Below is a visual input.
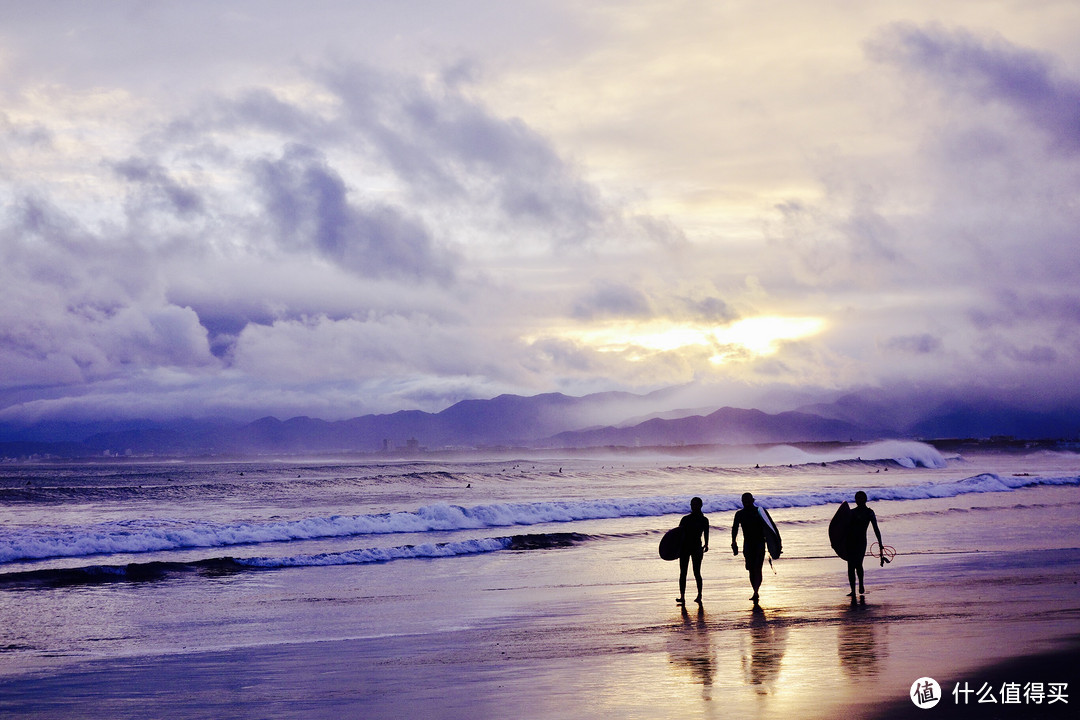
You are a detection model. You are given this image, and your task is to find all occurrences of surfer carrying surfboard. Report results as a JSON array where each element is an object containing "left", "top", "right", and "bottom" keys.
[
  {"left": 844, "top": 491, "right": 884, "bottom": 600},
  {"left": 676, "top": 497, "right": 710, "bottom": 606},
  {"left": 731, "top": 492, "right": 781, "bottom": 605}
]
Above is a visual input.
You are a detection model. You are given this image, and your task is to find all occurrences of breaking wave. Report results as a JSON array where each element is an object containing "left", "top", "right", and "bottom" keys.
[
  {"left": 1, "top": 471, "right": 1076, "bottom": 564},
  {"left": 0, "top": 532, "right": 590, "bottom": 588}
]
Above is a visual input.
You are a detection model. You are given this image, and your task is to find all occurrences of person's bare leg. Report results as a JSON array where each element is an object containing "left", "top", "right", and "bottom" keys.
[
  {"left": 678, "top": 555, "right": 689, "bottom": 604},
  {"left": 692, "top": 554, "right": 703, "bottom": 603}
]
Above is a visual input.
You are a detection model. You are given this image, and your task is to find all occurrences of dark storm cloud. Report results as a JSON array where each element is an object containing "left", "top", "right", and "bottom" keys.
[
  {"left": 322, "top": 63, "right": 607, "bottom": 246},
  {"left": 164, "top": 87, "right": 338, "bottom": 145},
  {"left": 571, "top": 282, "right": 653, "bottom": 320},
  {"left": 0, "top": 112, "right": 53, "bottom": 149},
  {"left": 682, "top": 296, "right": 738, "bottom": 324},
  {"left": 882, "top": 334, "right": 943, "bottom": 355},
  {"left": 868, "top": 23, "right": 1080, "bottom": 154},
  {"left": 968, "top": 291, "right": 1080, "bottom": 331},
  {"left": 250, "top": 144, "right": 454, "bottom": 281},
  {"left": 2, "top": 50, "right": 655, "bottom": 421},
  {"left": 113, "top": 157, "right": 204, "bottom": 217},
  {"left": 163, "top": 60, "right": 626, "bottom": 253},
  {"left": 0, "top": 196, "right": 215, "bottom": 388}
]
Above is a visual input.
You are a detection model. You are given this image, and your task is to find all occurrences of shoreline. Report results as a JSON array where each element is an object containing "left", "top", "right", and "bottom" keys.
[{"left": 1, "top": 610, "right": 1077, "bottom": 719}]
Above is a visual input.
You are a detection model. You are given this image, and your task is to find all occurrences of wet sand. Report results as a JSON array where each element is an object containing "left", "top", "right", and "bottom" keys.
[{"left": 2, "top": 487, "right": 1078, "bottom": 719}]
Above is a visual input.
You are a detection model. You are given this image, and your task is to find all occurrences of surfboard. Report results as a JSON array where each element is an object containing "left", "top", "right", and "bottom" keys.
[
  {"left": 658, "top": 527, "right": 683, "bottom": 561},
  {"left": 757, "top": 506, "right": 782, "bottom": 559},
  {"left": 829, "top": 501, "right": 852, "bottom": 560}
]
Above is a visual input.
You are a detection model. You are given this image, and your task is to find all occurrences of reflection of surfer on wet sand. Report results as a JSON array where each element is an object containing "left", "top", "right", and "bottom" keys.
[
  {"left": 830, "top": 491, "right": 886, "bottom": 602},
  {"left": 673, "top": 603, "right": 716, "bottom": 694},
  {"left": 743, "top": 605, "right": 788, "bottom": 692}
]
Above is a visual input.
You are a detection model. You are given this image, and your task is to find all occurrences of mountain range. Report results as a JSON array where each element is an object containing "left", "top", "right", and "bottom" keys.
[{"left": 2, "top": 386, "right": 1080, "bottom": 459}]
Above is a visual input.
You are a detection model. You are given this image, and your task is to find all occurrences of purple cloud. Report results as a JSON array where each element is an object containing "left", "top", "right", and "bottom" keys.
[
  {"left": 251, "top": 144, "right": 454, "bottom": 281},
  {"left": 868, "top": 23, "right": 1080, "bottom": 153}
]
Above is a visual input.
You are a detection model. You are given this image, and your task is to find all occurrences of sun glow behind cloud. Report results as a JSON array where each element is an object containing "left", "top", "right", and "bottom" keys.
[{"left": 530, "top": 316, "right": 826, "bottom": 364}]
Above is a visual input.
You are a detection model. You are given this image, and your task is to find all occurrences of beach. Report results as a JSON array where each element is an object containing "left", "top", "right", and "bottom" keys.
[{"left": 1, "top": 444, "right": 1078, "bottom": 718}]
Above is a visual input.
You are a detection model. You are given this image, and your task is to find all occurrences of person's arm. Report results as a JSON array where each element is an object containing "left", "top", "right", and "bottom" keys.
[
  {"left": 703, "top": 520, "right": 709, "bottom": 553},
  {"left": 731, "top": 513, "right": 739, "bottom": 555},
  {"left": 870, "top": 510, "right": 884, "bottom": 565}
]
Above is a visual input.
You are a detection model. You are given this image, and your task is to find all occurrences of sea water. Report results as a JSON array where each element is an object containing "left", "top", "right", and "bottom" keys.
[{"left": 1, "top": 440, "right": 1079, "bottom": 684}]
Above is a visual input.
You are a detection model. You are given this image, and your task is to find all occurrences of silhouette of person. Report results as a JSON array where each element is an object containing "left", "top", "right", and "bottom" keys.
[
  {"left": 677, "top": 497, "right": 709, "bottom": 605},
  {"left": 732, "top": 492, "right": 767, "bottom": 604},
  {"left": 845, "top": 491, "right": 884, "bottom": 600}
]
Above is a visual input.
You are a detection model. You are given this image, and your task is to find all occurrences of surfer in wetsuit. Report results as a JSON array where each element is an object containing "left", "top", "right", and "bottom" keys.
[
  {"left": 845, "top": 491, "right": 884, "bottom": 600},
  {"left": 677, "top": 497, "right": 709, "bottom": 606},
  {"left": 732, "top": 492, "right": 767, "bottom": 604}
]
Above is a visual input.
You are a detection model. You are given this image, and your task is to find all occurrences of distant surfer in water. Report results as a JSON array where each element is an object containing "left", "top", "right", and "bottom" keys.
[
  {"left": 677, "top": 497, "right": 709, "bottom": 606},
  {"left": 732, "top": 492, "right": 767, "bottom": 604},
  {"left": 845, "top": 491, "right": 884, "bottom": 600}
]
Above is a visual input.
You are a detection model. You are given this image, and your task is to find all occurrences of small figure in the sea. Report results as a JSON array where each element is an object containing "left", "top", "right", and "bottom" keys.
[
  {"left": 845, "top": 491, "right": 884, "bottom": 601},
  {"left": 677, "top": 496, "right": 709, "bottom": 606},
  {"left": 732, "top": 492, "right": 767, "bottom": 605}
]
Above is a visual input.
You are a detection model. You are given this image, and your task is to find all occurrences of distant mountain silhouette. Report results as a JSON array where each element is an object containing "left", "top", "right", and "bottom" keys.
[{"left": 2, "top": 385, "right": 1079, "bottom": 458}]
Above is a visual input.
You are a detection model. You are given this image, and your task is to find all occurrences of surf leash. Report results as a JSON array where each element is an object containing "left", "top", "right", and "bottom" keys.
[{"left": 868, "top": 542, "right": 896, "bottom": 564}]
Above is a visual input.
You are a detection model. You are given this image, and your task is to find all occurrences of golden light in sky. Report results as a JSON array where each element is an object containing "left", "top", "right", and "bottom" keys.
[{"left": 531, "top": 316, "right": 826, "bottom": 364}]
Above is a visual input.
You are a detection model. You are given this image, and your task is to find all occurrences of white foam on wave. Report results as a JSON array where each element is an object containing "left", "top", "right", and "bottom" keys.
[
  {"left": 855, "top": 440, "right": 949, "bottom": 468},
  {"left": 236, "top": 537, "right": 514, "bottom": 568},
  {"left": 2, "top": 469, "right": 1076, "bottom": 564},
  {"left": 756, "top": 440, "right": 947, "bottom": 468}
]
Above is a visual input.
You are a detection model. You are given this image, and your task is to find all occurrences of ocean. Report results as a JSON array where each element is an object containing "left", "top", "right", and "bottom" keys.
[{"left": 2, "top": 440, "right": 1079, "bottom": 718}]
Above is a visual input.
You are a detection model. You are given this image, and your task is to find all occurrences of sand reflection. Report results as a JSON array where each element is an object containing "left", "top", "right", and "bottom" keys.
[
  {"left": 837, "top": 602, "right": 886, "bottom": 678},
  {"left": 741, "top": 605, "right": 788, "bottom": 693},
  {"left": 669, "top": 604, "right": 716, "bottom": 698}
]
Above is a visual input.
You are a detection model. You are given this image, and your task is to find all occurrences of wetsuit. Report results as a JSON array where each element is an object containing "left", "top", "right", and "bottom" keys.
[
  {"left": 732, "top": 507, "right": 766, "bottom": 572},
  {"left": 845, "top": 505, "right": 878, "bottom": 560},
  {"left": 678, "top": 510, "right": 709, "bottom": 601},
  {"left": 844, "top": 502, "right": 882, "bottom": 597},
  {"left": 679, "top": 511, "right": 709, "bottom": 558}
]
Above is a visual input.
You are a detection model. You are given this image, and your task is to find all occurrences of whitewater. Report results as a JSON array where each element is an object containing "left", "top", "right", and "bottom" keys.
[{"left": 2, "top": 440, "right": 1079, "bottom": 576}]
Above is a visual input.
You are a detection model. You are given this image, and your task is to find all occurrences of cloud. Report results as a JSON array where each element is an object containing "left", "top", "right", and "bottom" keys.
[
  {"left": 867, "top": 23, "right": 1080, "bottom": 154},
  {"left": 571, "top": 282, "right": 653, "bottom": 320},
  {"left": 882, "top": 334, "right": 943, "bottom": 355},
  {"left": 113, "top": 157, "right": 205, "bottom": 217},
  {"left": 754, "top": 22, "right": 1080, "bottom": 402},
  {"left": 320, "top": 62, "right": 615, "bottom": 248},
  {"left": 251, "top": 144, "right": 455, "bottom": 281},
  {"left": 4, "top": 9, "right": 1080, "bottom": 425}
]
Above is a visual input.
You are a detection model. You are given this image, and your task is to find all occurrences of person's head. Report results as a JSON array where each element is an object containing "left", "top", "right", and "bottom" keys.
[
  {"left": 855, "top": 491, "right": 868, "bottom": 507},
  {"left": 741, "top": 492, "right": 755, "bottom": 508},
  {"left": 690, "top": 496, "right": 703, "bottom": 512}
]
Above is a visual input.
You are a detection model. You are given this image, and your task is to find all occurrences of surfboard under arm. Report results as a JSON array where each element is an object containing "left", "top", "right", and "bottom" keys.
[{"left": 757, "top": 506, "right": 782, "bottom": 559}]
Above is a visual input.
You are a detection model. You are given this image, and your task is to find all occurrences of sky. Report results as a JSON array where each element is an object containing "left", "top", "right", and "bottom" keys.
[{"left": 2, "top": 0, "right": 1080, "bottom": 424}]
